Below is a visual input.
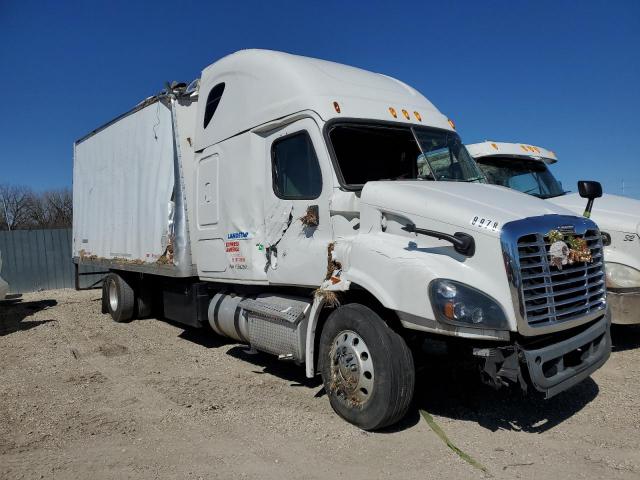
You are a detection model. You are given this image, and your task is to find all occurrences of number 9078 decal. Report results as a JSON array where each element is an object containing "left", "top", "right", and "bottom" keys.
[{"left": 470, "top": 216, "right": 500, "bottom": 232}]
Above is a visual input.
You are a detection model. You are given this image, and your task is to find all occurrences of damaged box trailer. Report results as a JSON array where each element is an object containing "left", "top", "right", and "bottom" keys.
[{"left": 74, "top": 49, "right": 611, "bottom": 430}]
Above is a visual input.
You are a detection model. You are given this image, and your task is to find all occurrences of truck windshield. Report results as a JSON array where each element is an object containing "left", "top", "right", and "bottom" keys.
[
  {"left": 327, "top": 123, "right": 485, "bottom": 188},
  {"left": 476, "top": 157, "right": 565, "bottom": 199}
]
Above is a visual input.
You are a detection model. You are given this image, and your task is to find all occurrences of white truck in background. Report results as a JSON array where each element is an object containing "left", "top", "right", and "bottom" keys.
[
  {"left": 74, "top": 50, "right": 611, "bottom": 430},
  {"left": 468, "top": 141, "right": 640, "bottom": 325}
]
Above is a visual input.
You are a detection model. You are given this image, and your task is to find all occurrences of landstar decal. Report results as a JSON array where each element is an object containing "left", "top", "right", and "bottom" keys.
[{"left": 227, "top": 231, "right": 251, "bottom": 240}]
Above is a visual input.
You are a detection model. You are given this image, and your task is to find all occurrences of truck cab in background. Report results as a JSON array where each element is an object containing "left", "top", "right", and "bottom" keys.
[
  {"left": 468, "top": 141, "right": 640, "bottom": 325},
  {"left": 74, "top": 51, "right": 611, "bottom": 430}
]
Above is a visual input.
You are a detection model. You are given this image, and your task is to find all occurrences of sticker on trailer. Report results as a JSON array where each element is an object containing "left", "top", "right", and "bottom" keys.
[{"left": 470, "top": 216, "right": 500, "bottom": 232}]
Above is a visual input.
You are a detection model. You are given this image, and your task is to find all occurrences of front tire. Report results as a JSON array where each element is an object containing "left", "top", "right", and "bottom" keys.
[
  {"left": 104, "top": 273, "right": 135, "bottom": 323},
  {"left": 319, "top": 304, "right": 415, "bottom": 430}
]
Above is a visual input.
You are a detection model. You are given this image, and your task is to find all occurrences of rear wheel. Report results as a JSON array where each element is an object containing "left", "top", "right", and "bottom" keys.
[
  {"left": 319, "top": 304, "right": 415, "bottom": 430},
  {"left": 104, "top": 273, "right": 135, "bottom": 323}
]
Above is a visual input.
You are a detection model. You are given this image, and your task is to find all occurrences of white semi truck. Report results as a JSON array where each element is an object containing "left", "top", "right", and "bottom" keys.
[
  {"left": 468, "top": 141, "right": 640, "bottom": 325},
  {"left": 74, "top": 50, "right": 611, "bottom": 430}
]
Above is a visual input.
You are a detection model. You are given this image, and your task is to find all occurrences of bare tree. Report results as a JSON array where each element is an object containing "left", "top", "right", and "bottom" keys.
[
  {"left": 0, "top": 184, "right": 34, "bottom": 230},
  {"left": 26, "top": 193, "right": 49, "bottom": 228},
  {"left": 43, "top": 188, "right": 73, "bottom": 228},
  {"left": 0, "top": 185, "right": 72, "bottom": 230}
]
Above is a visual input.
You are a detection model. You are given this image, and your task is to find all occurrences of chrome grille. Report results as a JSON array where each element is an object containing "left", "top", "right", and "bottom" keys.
[{"left": 516, "top": 229, "right": 606, "bottom": 328}]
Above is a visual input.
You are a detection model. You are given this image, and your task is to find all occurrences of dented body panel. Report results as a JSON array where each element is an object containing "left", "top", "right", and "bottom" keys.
[{"left": 331, "top": 181, "right": 584, "bottom": 337}]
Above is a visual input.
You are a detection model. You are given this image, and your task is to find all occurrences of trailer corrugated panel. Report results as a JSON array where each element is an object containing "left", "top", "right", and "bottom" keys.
[{"left": 73, "top": 100, "right": 175, "bottom": 264}]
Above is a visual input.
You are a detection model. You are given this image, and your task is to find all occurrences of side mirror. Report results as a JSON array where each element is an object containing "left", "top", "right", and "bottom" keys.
[
  {"left": 578, "top": 180, "right": 602, "bottom": 199},
  {"left": 577, "top": 180, "right": 602, "bottom": 218}
]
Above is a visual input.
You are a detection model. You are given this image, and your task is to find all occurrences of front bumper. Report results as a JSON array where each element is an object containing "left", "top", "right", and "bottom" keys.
[
  {"left": 476, "top": 312, "right": 611, "bottom": 398},
  {"left": 520, "top": 313, "right": 611, "bottom": 398},
  {"left": 607, "top": 289, "right": 640, "bottom": 325}
]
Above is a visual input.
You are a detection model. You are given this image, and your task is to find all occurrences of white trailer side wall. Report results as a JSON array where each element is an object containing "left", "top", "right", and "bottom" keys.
[{"left": 73, "top": 101, "right": 175, "bottom": 262}]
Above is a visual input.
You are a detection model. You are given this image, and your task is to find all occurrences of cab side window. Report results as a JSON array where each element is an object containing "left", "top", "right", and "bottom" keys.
[
  {"left": 203, "top": 83, "right": 225, "bottom": 129},
  {"left": 271, "top": 131, "right": 322, "bottom": 199}
]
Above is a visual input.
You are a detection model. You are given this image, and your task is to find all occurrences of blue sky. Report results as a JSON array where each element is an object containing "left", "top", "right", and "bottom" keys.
[{"left": 1, "top": 0, "right": 639, "bottom": 198}]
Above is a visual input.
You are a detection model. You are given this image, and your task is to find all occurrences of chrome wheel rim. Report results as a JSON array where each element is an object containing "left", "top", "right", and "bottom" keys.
[
  {"left": 108, "top": 279, "right": 118, "bottom": 312},
  {"left": 329, "top": 330, "right": 374, "bottom": 406}
]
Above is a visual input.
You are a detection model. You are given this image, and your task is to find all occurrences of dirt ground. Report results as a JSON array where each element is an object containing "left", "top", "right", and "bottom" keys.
[{"left": 1, "top": 289, "right": 639, "bottom": 480}]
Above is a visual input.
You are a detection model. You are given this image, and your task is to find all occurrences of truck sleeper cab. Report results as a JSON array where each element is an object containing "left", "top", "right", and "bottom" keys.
[
  {"left": 74, "top": 50, "right": 610, "bottom": 430},
  {"left": 468, "top": 141, "right": 640, "bottom": 325}
]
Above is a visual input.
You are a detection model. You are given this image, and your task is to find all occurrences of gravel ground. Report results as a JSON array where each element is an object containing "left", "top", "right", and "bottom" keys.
[{"left": 1, "top": 289, "right": 639, "bottom": 479}]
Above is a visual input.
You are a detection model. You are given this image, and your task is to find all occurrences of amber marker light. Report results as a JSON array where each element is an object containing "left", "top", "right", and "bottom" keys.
[
  {"left": 448, "top": 118, "right": 456, "bottom": 129},
  {"left": 401, "top": 109, "right": 410, "bottom": 120},
  {"left": 388, "top": 107, "right": 397, "bottom": 118},
  {"left": 333, "top": 101, "right": 341, "bottom": 113},
  {"left": 491, "top": 143, "right": 499, "bottom": 150},
  {"left": 443, "top": 302, "right": 455, "bottom": 320},
  {"left": 520, "top": 145, "right": 528, "bottom": 152},
  {"left": 413, "top": 111, "right": 422, "bottom": 122}
]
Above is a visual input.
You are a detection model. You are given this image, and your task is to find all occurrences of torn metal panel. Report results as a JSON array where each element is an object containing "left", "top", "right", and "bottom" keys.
[
  {"left": 263, "top": 204, "right": 294, "bottom": 272},
  {"left": 265, "top": 203, "right": 295, "bottom": 247},
  {"left": 168, "top": 96, "right": 194, "bottom": 273}
]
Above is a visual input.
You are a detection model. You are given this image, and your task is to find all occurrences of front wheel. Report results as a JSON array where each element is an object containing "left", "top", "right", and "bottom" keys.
[{"left": 319, "top": 304, "right": 415, "bottom": 430}]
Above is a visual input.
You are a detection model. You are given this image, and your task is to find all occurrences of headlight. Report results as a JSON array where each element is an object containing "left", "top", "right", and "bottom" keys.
[
  {"left": 605, "top": 262, "right": 640, "bottom": 290},
  {"left": 429, "top": 279, "right": 509, "bottom": 329}
]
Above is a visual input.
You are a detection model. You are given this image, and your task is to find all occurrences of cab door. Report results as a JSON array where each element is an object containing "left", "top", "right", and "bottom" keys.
[{"left": 263, "top": 118, "right": 334, "bottom": 286}]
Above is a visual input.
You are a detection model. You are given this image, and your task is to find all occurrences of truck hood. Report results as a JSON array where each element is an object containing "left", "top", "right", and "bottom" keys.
[
  {"left": 361, "top": 181, "right": 578, "bottom": 237},
  {"left": 548, "top": 193, "right": 640, "bottom": 235}
]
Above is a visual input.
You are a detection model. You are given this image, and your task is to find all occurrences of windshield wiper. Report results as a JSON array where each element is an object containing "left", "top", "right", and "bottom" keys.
[
  {"left": 462, "top": 176, "right": 484, "bottom": 183},
  {"left": 380, "top": 173, "right": 412, "bottom": 181},
  {"left": 540, "top": 191, "right": 569, "bottom": 199}
]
